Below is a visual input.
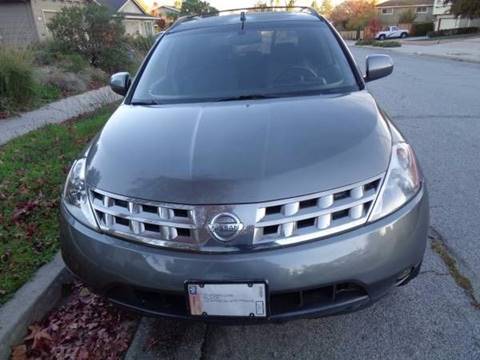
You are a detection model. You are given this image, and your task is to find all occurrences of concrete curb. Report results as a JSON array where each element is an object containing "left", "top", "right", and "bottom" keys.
[
  {"left": 0, "top": 86, "right": 120, "bottom": 357},
  {"left": 0, "top": 86, "right": 121, "bottom": 146},
  {"left": 0, "top": 253, "right": 71, "bottom": 359}
]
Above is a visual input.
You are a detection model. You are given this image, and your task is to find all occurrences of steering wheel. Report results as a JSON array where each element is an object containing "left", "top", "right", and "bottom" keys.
[{"left": 274, "top": 65, "right": 325, "bottom": 85}]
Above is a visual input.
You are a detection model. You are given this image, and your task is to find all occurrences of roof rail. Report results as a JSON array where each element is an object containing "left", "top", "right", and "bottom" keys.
[
  {"left": 167, "top": 6, "right": 323, "bottom": 31},
  {"left": 168, "top": 14, "right": 200, "bottom": 31},
  {"left": 213, "top": 6, "right": 320, "bottom": 17}
]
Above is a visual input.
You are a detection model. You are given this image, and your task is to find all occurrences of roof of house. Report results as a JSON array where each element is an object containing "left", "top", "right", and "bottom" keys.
[
  {"left": 96, "top": 0, "right": 149, "bottom": 14},
  {"left": 153, "top": 5, "right": 180, "bottom": 13},
  {"left": 376, "top": 0, "right": 434, "bottom": 7}
]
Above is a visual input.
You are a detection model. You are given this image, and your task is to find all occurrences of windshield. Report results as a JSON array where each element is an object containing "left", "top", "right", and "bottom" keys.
[{"left": 131, "top": 21, "right": 358, "bottom": 104}]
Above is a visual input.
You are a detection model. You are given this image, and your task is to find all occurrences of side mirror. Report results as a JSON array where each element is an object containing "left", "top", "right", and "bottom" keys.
[
  {"left": 365, "top": 55, "right": 393, "bottom": 82},
  {"left": 110, "top": 72, "right": 131, "bottom": 96}
]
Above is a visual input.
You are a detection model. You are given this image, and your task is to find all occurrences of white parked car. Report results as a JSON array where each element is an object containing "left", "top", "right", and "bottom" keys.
[{"left": 375, "top": 26, "right": 409, "bottom": 40}]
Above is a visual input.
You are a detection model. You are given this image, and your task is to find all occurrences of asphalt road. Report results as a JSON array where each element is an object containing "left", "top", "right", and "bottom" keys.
[{"left": 126, "top": 48, "right": 480, "bottom": 360}]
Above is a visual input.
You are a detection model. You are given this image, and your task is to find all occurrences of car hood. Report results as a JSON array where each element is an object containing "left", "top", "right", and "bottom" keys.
[{"left": 86, "top": 91, "right": 391, "bottom": 204}]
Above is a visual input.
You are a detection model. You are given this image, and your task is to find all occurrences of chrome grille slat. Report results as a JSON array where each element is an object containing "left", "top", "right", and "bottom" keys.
[
  {"left": 88, "top": 174, "right": 383, "bottom": 252},
  {"left": 256, "top": 193, "right": 377, "bottom": 227},
  {"left": 253, "top": 176, "right": 383, "bottom": 245},
  {"left": 91, "top": 204, "right": 196, "bottom": 229}
]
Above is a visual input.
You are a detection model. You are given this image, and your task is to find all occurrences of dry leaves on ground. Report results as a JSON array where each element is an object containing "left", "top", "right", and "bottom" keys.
[{"left": 11, "top": 282, "right": 139, "bottom": 360}]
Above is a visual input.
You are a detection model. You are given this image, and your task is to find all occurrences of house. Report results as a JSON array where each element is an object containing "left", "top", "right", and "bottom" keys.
[
  {"left": 96, "top": 0, "right": 157, "bottom": 36},
  {"left": 150, "top": 2, "right": 181, "bottom": 28},
  {"left": 376, "top": 0, "right": 434, "bottom": 25},
  {"left": 0, "top": 0, "right": 157, "bottom": 46},
  {"left": 432, "top": 0, "right": 480, "bottom": 31}
]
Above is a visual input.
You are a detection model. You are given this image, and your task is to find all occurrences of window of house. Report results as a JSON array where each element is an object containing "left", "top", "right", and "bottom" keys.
[
  {"left": 416, "top": 7, "right": 428, "bottom": 13},
  {"left": 42, "top": 10, "right": 59, "bottom": 35},
  {"left": 381, "top": 8, "right": 393, "bottom": 14},
  {"left": 143, "top": 21, "right": 152, "bottom": 36}
]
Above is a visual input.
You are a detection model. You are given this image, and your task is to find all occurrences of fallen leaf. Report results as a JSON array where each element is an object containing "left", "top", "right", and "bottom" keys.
[
  {"left": 24, "top": 324, "right": 53, "bottom": 351},
  {"left": 79, "top": 287, "right": 90, "bottom": 297},
  {"left": 10, "top": 345, "right": 27, "bottom": 360},
  {"left": 11, "top": 200, "right": 39, "bottom": 224}
]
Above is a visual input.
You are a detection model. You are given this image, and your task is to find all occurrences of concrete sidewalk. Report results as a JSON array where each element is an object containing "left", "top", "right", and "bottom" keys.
[
  {"left": 0, "top": 86, "right": 121, "bottom": 146},
  {"left": 350, "top": 36, "right": 480, "bottom": 63}
]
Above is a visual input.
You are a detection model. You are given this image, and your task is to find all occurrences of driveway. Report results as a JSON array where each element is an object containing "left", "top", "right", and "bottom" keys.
[{"left": 126, "top": 48, "right": 480, "bottom": 360}]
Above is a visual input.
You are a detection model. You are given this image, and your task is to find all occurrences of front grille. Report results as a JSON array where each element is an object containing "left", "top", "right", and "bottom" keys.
[
  {"left": 90, "top": 189, "right": 197, "bottom": 247},
  {"left": 253, "top": 176, "right": 382, "bottom": 245},
  {"left": 88, "top": 174, "right": 383, "bottom": 252}
]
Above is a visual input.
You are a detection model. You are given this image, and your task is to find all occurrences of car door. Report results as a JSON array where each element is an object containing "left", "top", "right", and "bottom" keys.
[{"left": 388, "top": 26, "right": 401, "bottom": 38}]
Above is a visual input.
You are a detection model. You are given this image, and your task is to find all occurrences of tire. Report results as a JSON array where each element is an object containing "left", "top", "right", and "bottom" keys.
[
  {"left": 400, "top": 32, "right": 408, "bottom": 38},
  {"left": 378, "top": 34, "right": 386, "bottom": 40}
]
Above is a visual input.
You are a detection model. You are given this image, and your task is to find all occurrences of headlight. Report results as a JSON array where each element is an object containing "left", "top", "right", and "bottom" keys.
[
  {"left": 63, "top": 158, "right": 98, "bottom": 229},
  {"left": 369, "top": 143, "right": 421, "bottom": 222}
]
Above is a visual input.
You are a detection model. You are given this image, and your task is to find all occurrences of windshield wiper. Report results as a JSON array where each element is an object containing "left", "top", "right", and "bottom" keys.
[
  {"left": 130, "top": 100, "right": 160, "bottom": 105},
  {"left": 214, "top": 94, "right": 278, "bottom": 102}
]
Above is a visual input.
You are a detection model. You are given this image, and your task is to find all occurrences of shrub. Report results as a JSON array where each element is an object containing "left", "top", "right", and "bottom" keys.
[
  {"left": 376, "top": 40, "right": 402, "bottom": 47},
  {"left": 31, "top": 40, "right": 63, "bottom": 66},
  {"left": 32, "top": 41, "right": 90, "bottom": 73},
  {"left": 58, "top": 53, "right": 90, "bottom": 73},
  {"left": 32, "top": 82, "right": 62, "bottom": 104},
  {"left": 427, "top": 26, "right": 479, "bottom": 38},
  {"left": 0, "top": 48, "right": 36, "bottom": 113},
  {"left": 356, "top": 39, "right": 401, "bottom": 47},
  {"left": 365, "top": 17, "right": 382, "bottom": 40},
  {"left": 47, "top": 4, "right": 132, "bottom": 72},
  {"left": 411, "top": 22, "right": 434, "bottom": 36},
  {"left": 355, "top": 39, "right": 375, "bottom": 46}
]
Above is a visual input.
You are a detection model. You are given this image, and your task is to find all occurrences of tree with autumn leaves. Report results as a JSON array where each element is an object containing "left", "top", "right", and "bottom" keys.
[
  {"left": 311, "top": 0, "right": 333, "bottom": 17},
  {"left": 329, "top": 0, "right": 377, "bottom": 31}
]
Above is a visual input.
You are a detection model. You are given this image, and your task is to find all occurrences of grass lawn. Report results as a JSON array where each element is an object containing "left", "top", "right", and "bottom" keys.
[{"left": 0, "top": 105, "right": 116, "bottom": 304}]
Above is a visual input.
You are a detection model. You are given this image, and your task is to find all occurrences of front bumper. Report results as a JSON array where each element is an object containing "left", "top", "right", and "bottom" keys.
[{"left": 60, "top": 187, "right": 429, "bottom": 323}]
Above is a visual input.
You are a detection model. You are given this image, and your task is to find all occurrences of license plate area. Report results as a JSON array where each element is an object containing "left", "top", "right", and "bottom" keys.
[{"left": 186, "top": 281, "right": 268, "bottom": 318}]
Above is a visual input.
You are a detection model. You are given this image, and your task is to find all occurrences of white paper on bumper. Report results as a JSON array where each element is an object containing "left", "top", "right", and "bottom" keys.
[{"left": 188, "top": 283, "right": 267, "bottom": 317}]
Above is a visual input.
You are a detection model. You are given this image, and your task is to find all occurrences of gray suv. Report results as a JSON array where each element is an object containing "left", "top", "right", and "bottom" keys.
[{"left": 60, "top": 8, "right": 429, "bottom": 322}]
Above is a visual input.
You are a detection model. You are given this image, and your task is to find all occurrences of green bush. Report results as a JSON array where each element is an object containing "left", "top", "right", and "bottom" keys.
[
  {"left": 31, "top": 40, "right": 62, "bottom": 66},
  {"left": 47, "top": 4, "right": 132, "bottom": 73},
  {"left": 58, "top": 53, "right": 90, "bottom": 73},
  {"left": 355, "top": 39, "right": 375, "bottom": 46},
  {"left": 32, "top": 82, "right": 62, "bottom": 104},
  {"left": 376, "top": 40, "right": 402, "bottom": 47},
  {"left": 411, "top": 22, "right": 434, "bottom": 36},
  {"left": 428, "top": 26, "right": 479, "bottom": 38},
  {"left": 0, "top": 48, "right": 36, "bottom": 113},
  {"left": 356, "top": 39, "right": 401, "bottom": 47},
  {"left": 32, "top": 41, "right": 89, "bottom": 73},
  {"left": 427, "top": 26, "right": 479, "bottom": 38}
]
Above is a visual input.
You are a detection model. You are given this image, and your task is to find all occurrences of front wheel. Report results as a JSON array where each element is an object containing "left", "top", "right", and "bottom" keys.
[
  {"left": 378, "top": 34, "right": 386, "bottom": 40},
  {"left": 400, "top": 32, "right": 408, "bottom": 38}
]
